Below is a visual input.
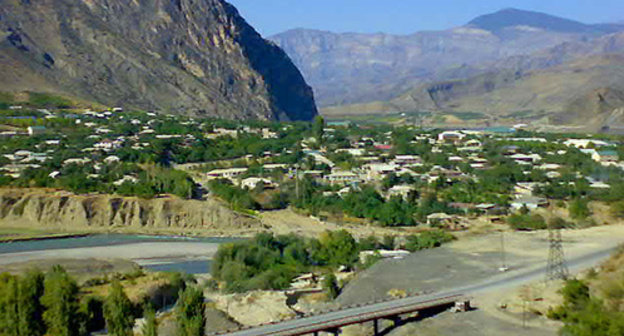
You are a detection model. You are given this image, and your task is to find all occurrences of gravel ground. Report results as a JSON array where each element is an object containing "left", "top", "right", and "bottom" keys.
[{"left": 337, "top": 224, "right": 624, "bottom": 336}]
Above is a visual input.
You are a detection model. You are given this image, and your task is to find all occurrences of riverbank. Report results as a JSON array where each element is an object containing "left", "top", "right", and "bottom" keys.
[{"left": 0, "top": 228, "right": 91, "bottom": 242}]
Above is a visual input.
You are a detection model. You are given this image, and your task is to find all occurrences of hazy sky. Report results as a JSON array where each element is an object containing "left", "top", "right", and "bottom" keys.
[{"left": 227, "top": 0, "right": 624, "bottom": 37}]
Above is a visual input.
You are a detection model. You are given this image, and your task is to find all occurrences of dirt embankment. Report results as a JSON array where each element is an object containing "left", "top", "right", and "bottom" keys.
[{"left": 0, "top": 188, "right": 261, "bottom": 236}]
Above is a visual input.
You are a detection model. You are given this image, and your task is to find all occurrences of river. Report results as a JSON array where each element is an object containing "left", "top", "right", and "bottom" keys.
[{"left": 0, "top": 234, "right": 240, "bottom": 274}]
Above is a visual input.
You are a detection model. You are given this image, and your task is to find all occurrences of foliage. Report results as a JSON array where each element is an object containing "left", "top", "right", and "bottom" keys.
[
  {"left": 549, "top": 279, "right": 624, "bottom": 336},
  {"left": 103, "top": 280, "right": 135, "bottom": 336},
  {"left": 312, "top": 115, "right": 325, "bottom": 146},
  {"left": 212, "top": 231, "right": 360, "bottom": 293},
  {"left": 208, "top": 179, "right": 259, "bottom": 211},
  {"left": 141, "top": 307, "right": 158, "bottom": 336},
  {"left": 507, "top": 213, "right": 547, "bottom": 231},
  {"left": 322, "top": 273, "right": 340, "bottom": 300},
  {"left": 81, "top": 296, "right": 105, "bottom": 333},
  {"left": 28, "top": 92, "right": 73, "bottom": 109},
  {"left": 17, "top": 270, "right": 45, "bottom": 336},
  {"left": 404, "top": 230, "right": 455, "bottom": 252},
  {"left": 569, "top": 198, "right": 591, "bottom": 220},
  {"left": 175, "top": 286, "right": 205, "bottom": 336},
  {"left": 611, "top": 201, "right": 624, "bottom": 219},
  {"left": 41, "top": 266, "right": 81, "bottom": 336}
]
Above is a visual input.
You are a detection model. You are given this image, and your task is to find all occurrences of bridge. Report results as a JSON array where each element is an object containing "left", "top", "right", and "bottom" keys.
[
  {"left": 212, "top": 293, "right": 470, "bottom": 336},
  {"left": 212, "top": 238, "right": 623, "bottom": 336}
]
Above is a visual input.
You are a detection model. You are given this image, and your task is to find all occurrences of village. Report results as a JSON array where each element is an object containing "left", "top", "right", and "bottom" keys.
[{"left": 0, "top": 103, "right": 623, "bottom": 232}]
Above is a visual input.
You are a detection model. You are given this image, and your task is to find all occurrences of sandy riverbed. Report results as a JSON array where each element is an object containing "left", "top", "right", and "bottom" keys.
[{"left": 0, "top": 241, "right": 220, "bottom": 267}]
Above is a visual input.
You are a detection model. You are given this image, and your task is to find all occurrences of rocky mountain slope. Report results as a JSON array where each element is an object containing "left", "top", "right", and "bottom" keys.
[
  {"left": 0, "top": 0, "right": 317, "bottom": 120},
  {"left": 325, "top": 53, "right": 624, "bottom": 132},
  {"left": 0, "top": 188, "right": 261, "bottom": 236},
  {"left": 270, "top": 8, "right": 624, "bottom": 112}
]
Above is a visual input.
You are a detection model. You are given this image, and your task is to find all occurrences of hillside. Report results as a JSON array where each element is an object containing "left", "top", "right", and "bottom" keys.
[
  {"left": 325, "top": 53, "right": 624, "bottom": 132},
  {"left": 270, "top": 9, "right": 622, "bottom": 108},
  {"left": 0, "top": 0, "right": 317, "bottom": 120},
  {"left": 0, "top": 188, "right": 261, "bottom": 236}
]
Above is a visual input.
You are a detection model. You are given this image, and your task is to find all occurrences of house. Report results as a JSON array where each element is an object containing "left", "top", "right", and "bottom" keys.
[
  {"left": 537, "top": 163, "right": 562, "bottom": 170},
  {"left": 45, "top": 140, "right": 61, "bottom": 146},
  {"left": 365, "top": 163, "right": 399, "bottom": 179},
  {"left": 581, "top": 149, "right": 619, "bottom": 164},
  {"left": 324, "top": 171, "right": 360, "bottom": 185},
  {"left": 595, "top": 150, "right": 619, "bottom": 164},
  {"left": 95, "top": 128, "right": 112, "bottom": 134},
  {"left": 262, "top": 164, "right": 288, "bottom": 173},
  {"left": 509, "top": 153, "right": 541, "bottom": 164},
  {"left": 27, "top": 126, "right": 47, "bottom": 136},
  {"left": 240, "top": 177, "right": 274, "bottom": 190},
  {"left": 374, "top": 144, "right": 393, "bottom": 151},
  {"left": 63, "top": 158, "right": 92, "bottom": 166},
  {"left": 387, "top": 185, "right": 415, "bottom": 199},
  {"left": 426, "top": 213, "right": 465, "bottom": 230},
  {"left": 359, "top": 250, "right": 410, "bottom": 263},
  {"left": 510, "top": 196, "right": 548, "bottom": 210},
  {"left": 206, "top": 168, "right": 248, "bottom": 180},
  {"left": 514, "top": 182, "right": 541, "bottom": 196},
  {"left": 336, "top": 148, "right": 366, "bottom": 157},
  {"left": 104, "top": 155, "right": 121, "bottom": 164},
  {"left": 438, "top": 131, "right": 466, "bottom": 143},
  {"left": 113, "top": 175, "right": 139, "bottom": 186},
  {"left": 94, "top": 139, "right": 123, "bottom": 151},
  {"left": 426, "top": 213, "right": 454, "bottom": 226},
  {"left": 393, "top": 155, "right": 421, "bottom": 165},
  {"left": 564, "top": 139, "right": 609, "bottom": 149}
]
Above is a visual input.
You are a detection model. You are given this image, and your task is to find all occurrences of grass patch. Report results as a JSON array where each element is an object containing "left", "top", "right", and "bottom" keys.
[{"left": 27, "top": 92, "right": 74, "bottom": 108}]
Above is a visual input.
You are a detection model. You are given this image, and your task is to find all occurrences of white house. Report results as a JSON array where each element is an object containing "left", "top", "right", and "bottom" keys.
[{"left": 206, "top": 168, "right": 248, "bottom": 180}]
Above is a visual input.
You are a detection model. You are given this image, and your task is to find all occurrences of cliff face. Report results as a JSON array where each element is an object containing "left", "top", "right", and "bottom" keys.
[
  {"left": 0, "top": 189, "right": 260, "bottom": 235},
  {"left": 0, "top": 0, "right": 317, "bottom": 120}
]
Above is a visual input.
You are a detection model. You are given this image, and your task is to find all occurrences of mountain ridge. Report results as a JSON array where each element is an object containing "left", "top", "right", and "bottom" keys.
[
  {"left": 0, "top": 0, "right": 318, "bottom": 121},
  {"left": 269, "top": 8, "right": 624, "bottom": 128}
]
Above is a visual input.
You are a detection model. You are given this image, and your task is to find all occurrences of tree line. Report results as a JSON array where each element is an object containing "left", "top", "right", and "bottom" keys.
[{"left": 0, "top": 267, "right": 206, "bottom": 336}]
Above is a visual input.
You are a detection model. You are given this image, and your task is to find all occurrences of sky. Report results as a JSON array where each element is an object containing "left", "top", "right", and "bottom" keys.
[{"left": 227, "top": 0, "right": 624, "bottom": 37}]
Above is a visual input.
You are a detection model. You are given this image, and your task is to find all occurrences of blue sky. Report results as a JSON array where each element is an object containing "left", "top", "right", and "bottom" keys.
[{"left": 227, "top": 0, "right": 624, "bottom": 37}]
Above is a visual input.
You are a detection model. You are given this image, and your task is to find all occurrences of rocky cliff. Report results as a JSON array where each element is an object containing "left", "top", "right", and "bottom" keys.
[
  {"left": 0, "top": 188, "right": 261, "bottom": 235},
  {"left": 0, "top": 0, "right": 317, "bottom": 120}
]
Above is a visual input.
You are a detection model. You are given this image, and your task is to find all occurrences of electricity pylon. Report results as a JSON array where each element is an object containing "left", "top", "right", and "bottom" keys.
[{"left": 546, "top": 227, "right": 569, "bottom": 281}]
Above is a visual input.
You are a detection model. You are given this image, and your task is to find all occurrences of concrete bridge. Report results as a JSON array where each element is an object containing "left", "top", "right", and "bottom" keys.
[{"left": 212, "top": 294, "right": 470, "bottom": 336}]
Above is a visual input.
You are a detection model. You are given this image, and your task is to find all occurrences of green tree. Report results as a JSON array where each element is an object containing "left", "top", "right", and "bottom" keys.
[
  {"left": 41, "top": 266, "right": 80, "bottom": 336},
  {"left": 81, "top": 296, "right": 105, "bottom": 333},
  {"left": 142, "top": 307, "right": 158, "bottom": 336},
  {"left": 103, "top": 281, "right": 135, "bottom": 336},
  {"left": 569, "top": 198, "right": 591, "bottom": 220},
  {"left": 18, "top": 270, "right": 45, "bottom": 336},
  {"left": 312, "top": 115, "right": 325, "bottom": 146},
  {"left": 322, "top": 273, "right": 340, "bottom": 300},
  {"left": 175, "top": 287, "right": 205, "bottom": 336},
  {"left": 0, "top": 273, "right": 19, "bottom": 336}
]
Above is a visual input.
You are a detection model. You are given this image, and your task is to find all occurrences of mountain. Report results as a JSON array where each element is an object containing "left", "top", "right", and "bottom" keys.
[
  {"left": 270, "top": 8, "right": 624, "bottom": 110},
  {"left": 0, "top": 0, "right": 317, "bottom": 121},
  {"left": 325, "top": 52, "right": 624, "bottom": 132},
  {"left": 467, "top": 8, "right": 603, "bottom": 34}
]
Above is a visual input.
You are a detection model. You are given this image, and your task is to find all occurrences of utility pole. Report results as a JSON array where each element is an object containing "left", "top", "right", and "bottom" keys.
[
  {"left": 546, "top": 227, "right": 569, "bottom": 281},
  {"left": 295, "top": 165, "right": 300, "bottom": 201},
  {"left": 499, "top": 231, "right": 509, "bottom": 272}
]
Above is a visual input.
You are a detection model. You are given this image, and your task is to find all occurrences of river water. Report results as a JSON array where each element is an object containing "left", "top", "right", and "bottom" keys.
[{"left": 0, "top": 234, "right": 240, "bottom": 274}]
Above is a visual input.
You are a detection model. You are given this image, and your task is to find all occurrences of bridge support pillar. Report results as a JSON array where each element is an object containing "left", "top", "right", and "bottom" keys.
[{"left": 373, "top": 319, "right": 379, "bottom": 336}]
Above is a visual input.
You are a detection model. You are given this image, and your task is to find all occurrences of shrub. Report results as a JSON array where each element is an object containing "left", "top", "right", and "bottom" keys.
[
  {"left": 175, "top": 287, "right": 205, "bottom": 336},
  {"left": 507, "top": 213, "right": 547, "bottom": 231},
  {"left": 322, "top": 273, "right": 340, "bottom": 300},
  {"left": 569, "top": 198, "right": 591, "bottom": 220},
  {"left": 405, "top": 230, "right": 454, "bottom": 252}
]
